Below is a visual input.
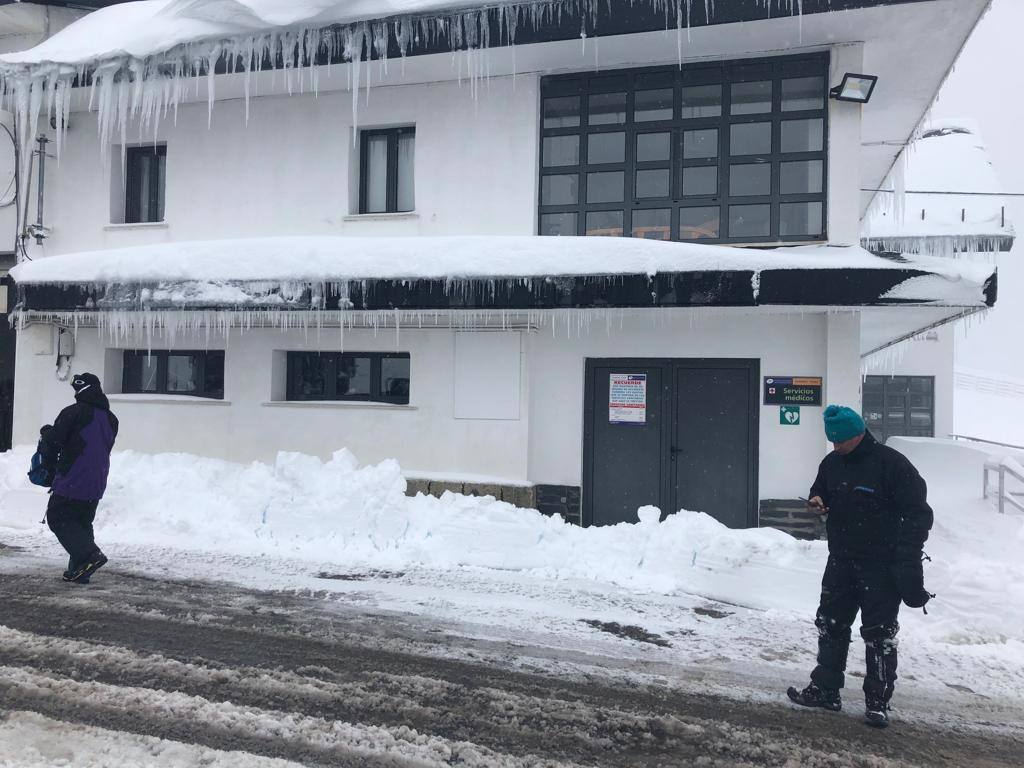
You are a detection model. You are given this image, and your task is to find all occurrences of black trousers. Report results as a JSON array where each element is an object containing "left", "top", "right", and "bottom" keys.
[
  {"left": 46, "top": 494, "right": 100, "bottom": 570},
  {"left": 810, "top": 556, "right": 902, "bottom": 702}
]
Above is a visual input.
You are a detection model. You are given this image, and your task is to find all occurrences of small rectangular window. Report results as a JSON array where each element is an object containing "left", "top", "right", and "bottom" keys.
[
  {"left": 122, "top": 350, "right": 224, "bottom": 399},
  {"left": 286, "top": 352, "right": 410, "bottom": 404},
  {"left": 125, "top": 145, "right": 166, "bottom": 224},
  {"left": 359, "top": 127, "right": 415, "bottom": 214}
]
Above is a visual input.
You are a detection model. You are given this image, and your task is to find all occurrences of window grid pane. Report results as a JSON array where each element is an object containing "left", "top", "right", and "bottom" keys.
[{"left": 539, "top": 55, "right": 827, "bottom": 244}]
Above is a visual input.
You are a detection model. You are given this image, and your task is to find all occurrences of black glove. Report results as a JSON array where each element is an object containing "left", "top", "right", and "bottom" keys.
[{"left": 891, "top": 553, "right": 933, "bottom": 609}]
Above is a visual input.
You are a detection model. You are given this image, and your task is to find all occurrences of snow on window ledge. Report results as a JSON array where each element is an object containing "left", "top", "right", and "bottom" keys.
[
  {"left": 108, "top": 394, "right": 229, "bottom": 405},
  {"left": 342, "top": 212, "right": 419, "bottom": 222},
  {"left": 104, "top": 222, "right": 170, "bottom": 231},
  {"left": 262, "top": 401, "right": 417, "bottom": 411}
]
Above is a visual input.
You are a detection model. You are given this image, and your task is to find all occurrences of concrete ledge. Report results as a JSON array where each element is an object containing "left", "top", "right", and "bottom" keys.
[
  {"left": 108, "top": 395, "right": 231, "bottom": 406},
  {"left": 262, "top": 401, "right": 417, "bottom": 411}
]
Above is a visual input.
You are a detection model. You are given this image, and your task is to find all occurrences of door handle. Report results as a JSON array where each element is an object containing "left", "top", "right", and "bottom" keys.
[{"left": 670, "top": 446, "right": 683, "bottom": 460}]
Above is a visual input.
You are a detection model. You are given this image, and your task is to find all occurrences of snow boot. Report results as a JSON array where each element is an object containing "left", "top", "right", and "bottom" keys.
[
  {"left": 865, "top": 697, "right": 890, "bottom": 728},
  {"left": 64, "top": 551, "right": 107, "bottom": 583},
  {"left": 787, "top": 682, "right": 842, "bottom": 712},
  {"left": 63, "top": 558, "right": 90, "bottom": 584}
]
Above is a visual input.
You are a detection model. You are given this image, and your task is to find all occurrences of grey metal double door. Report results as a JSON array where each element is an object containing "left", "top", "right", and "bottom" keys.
[{"left": 583, "top": 358, "right": 759, "bottom": 529}]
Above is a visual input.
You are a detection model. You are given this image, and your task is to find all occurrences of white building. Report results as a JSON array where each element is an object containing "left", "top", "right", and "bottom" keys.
[
  {"left": 0, "top": 0, "right": 1002, "bottom": 533},
  {"left": 0, "top": 0, "right": 107, "bottom": 451},
  {"left": 862, "top": 119, "right": 1015, "bottom": 445}
]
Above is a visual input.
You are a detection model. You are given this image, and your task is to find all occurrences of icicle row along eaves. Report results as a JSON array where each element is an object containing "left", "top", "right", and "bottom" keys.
[{"left": 0, "top": 0, "right": 817, "bottom": 165}]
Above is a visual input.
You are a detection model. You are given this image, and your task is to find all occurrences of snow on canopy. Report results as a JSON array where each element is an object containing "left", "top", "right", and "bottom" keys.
[
  {"left": 862, "top": 119, "right": 1016, "bottom": 258},
  {"left": 10, "top": 235, "right": 993, "bottom": 285},
  {"left": 0, "top": 0, "right": 813, "bottom": 164}
]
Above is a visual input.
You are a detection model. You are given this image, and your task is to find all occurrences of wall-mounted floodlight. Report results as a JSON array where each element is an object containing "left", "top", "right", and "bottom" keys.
[{"left": 829, "top": 73, "right": 878, "bottom": 103}]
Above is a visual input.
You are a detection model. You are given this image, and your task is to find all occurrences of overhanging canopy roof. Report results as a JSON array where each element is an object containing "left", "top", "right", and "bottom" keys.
[{"left": 10, "top": 236, "right": 996, "bottom": 313}]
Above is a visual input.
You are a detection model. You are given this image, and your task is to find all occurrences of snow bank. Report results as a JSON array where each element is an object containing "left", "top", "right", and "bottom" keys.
[
  {"left": 12, "top": 237, "right": 979, "bottom": 286},
  {"left": 863, "top": 119, "right": 1015, "bottom": 257},
  {"left": 2, "top": 436, "right": 1023, "bottom": 644},
  {"left": 0, "top": 445, "right": 820, "bottom": 607}
]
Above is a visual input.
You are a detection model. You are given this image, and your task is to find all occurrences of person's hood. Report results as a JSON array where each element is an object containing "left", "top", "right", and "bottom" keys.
[{"left": 71, "top": 372, "right": 110, "bottom": 410}]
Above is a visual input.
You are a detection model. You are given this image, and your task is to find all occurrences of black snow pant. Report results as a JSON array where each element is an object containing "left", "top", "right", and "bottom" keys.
[
  {"left": 810, "top": 556, "right": 902, "bottom": 703},
  {"left": 46, "top": 494, "right": 101, "bottom": 573}
]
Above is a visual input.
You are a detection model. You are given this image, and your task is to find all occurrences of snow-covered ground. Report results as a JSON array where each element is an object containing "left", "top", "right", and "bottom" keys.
[{"left": 1, "top": 435, "right": 1023, "bottom": 719}]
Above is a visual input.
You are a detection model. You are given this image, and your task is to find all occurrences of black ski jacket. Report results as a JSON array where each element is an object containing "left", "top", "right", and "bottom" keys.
[{"left": 809, "top": 431, "right": 933, "bottom": 561}]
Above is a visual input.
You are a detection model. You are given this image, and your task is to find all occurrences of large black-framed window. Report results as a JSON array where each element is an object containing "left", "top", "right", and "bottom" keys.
[
  {"left": 125, "top": 145, "right": 167, "bottom": 224},
  {"left": 539, "top": 54, "right": 828, "bottom": 244},
  {"left": 287, "top": 352, "right": 411, "bottom": 404},
  {"left": 863, "top": 375, "right": 935, "bottom": 442},
  {"left": 359, "top": 127, "right": 416, "bottom": 214},
  {"left": 122, "top": 350, "right": 224, "bottom": 399}
]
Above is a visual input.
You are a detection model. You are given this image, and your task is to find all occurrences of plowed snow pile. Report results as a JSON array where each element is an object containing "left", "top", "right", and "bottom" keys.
[{"left": 2, "top": 436, "right": 1022, "bottom": 647}]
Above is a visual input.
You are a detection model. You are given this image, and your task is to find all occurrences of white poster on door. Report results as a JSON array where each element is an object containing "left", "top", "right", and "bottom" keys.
[{"left": 609, "top": 373, "right": 647, "bottom": 424}]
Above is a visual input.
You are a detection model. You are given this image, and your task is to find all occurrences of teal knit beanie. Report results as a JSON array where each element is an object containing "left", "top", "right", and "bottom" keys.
[{"left": 823, "top": 405, "right": 866, "bottom": 443}]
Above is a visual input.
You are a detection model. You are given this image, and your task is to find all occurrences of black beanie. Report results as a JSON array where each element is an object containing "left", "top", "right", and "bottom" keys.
[{"left": 71, "top": 373, "right": 102, "bottom": 395}]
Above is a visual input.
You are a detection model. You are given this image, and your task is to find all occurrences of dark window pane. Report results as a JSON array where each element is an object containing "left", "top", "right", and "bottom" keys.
[
  {"left": 542, "top": 135, "right": 580, "bottom": 167},
  {"left": 381, "top": 357, "right": 410, "bottom": 401},
  {"left": 635, "top": 88, "right": 673, "bottom": 121},
  {"left": 910, "top": 378, "right": 933, "bottom": 393},
  {"left": 782, "top": 77, "right": 825, "bottom": 111},
  {"left": 585, "top": 210, "right": 623, "bottom": 236},
  {"left": 781, "top": 118, "right": 824, "bottom": 153},
  {"left": 631, "top": 209, "right": 671, "bottom": 240},
  {"left": 540, "top": 212, "right": 577, "bottom": 236},
  {"left": 730, "top": 122, "right": 771, "bottom": 155},
  {"left": 204, "top": 353, "right": 225, "bottom": 398},
  {"left": 636, "top": 169, "right": 670, "bottom": 199},
  {"left": 681, "top": 84, "right": 721, "bottom": 118},
  {"left": 683, "top": 166, "right": 718, "bottom": 197},
  {"left": 364, "top": 134, "right": 388, "bottom": 213},
  {"left": 396, "top": 132, "right": 415, "bottom": 212},
  {"left": 683, "top": 129, "right": 718, "bottom": 159},
  {"left": 587, "top": 171, "right": 624, "bottom": 203},
  {"left": 166, "top": 355, "right": 198, "bottom": 394},
  {"left": 293, "top": 355, "right": 326, "bottom": 398},
  {"left": 588, "top": 132, "right": 625, "bottom": 164},
  {"left": 731, "top": 80, "right": 772, "bottom": 114},
  {"left": 541, "top": 174, "right": 579, "bottom": 205},
  {"left": 780, "top": 160, "right": 823, "bottom": 194},
  {"left": 589, "top": 92, "right": 627, "bottom": 125},
  {"left": 338, "top": 357, "right": 372, "bottom": 396},
  {"left": 637, "top": 132, "right": 671, "bottom": 162},
  {"left": 140, "top": 356, "right": 159, "bottom": 392},
  {"left": 680, "top": 207, "right": 720, "bottom": 240},
  {"left": 730, "top": 164, "right": 771, "bottom": 196},
  {"left": 543, "top": 96, "right": 580, "bottom": 128},
  {"left": 728, "top": 204, "right": 771, "bottom": 238},
  {"left": 156, "top": 154, "right": 166, "bottom": 222},
  {"left": 780, "top": 202, "right": 824, "bottom": 237}
]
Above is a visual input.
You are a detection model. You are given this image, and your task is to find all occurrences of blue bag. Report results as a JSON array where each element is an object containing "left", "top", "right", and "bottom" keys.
[{"left": 28, "top": 450, "right": 53, "bottom": 487}]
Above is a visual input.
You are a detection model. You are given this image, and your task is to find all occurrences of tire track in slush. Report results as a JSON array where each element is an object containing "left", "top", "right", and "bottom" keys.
[{"left": 0, "top": 566, "right": 1022, "bottom": 767}]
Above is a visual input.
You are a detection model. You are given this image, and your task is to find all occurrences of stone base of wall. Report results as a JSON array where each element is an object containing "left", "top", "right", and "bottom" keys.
[
  {"left": 404, "top": 478, "right": 583, "bottom": 525},
  {"left": 405, "top": 477, "right": 536, "bottom": 509},
  {"left": 759, "top": 499, "right": 826, "bottom": 540}
]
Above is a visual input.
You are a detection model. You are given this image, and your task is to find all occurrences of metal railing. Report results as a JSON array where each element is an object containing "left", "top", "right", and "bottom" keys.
[
  {"left": 950, "top": 434, "right": 1024, "bottom": 451},
  {"left": 983, "top": 461, "right": 1024, "bottom": 515}
]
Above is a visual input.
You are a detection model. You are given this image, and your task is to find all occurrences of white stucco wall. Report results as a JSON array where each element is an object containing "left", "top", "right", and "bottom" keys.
[
  {"left": 14, "top": 308, "right": 841, "bottom": 503},
  {"left": 33, "top": 75, "right": 540, "bottom": 255}
]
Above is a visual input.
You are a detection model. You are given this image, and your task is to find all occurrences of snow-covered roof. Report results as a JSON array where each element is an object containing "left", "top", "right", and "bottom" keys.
[
  {"left": 9, "top": 235, "right": 992, "bottom": 286},
  {"left": 862, "top": 119, "right": 1015, "bottom": 257}
]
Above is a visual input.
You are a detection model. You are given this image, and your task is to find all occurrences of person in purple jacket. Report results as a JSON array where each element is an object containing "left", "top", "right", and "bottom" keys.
[{"left": 39, "top": 372, "right": 119, "bottom": 583}]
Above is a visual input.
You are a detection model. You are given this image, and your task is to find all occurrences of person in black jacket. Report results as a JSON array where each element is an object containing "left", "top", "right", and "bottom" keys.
[
  {"left": 787, "top": 405, "right": 933, "bottom": 728},
  {"left": 38, "top": 372, "right": 119, "bottom": 584}
]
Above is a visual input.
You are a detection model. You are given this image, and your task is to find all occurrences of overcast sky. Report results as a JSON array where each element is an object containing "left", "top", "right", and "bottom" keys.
[{"left": 930, "top": 0, "right": 1024, "bottom": 379}]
